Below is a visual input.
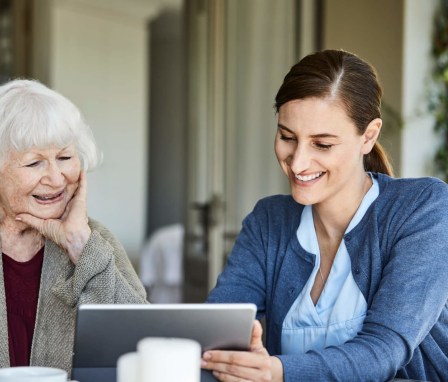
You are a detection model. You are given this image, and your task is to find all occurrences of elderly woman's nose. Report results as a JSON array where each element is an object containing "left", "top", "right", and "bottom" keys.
[{"left": 41, "top": 162, "right": 65, "bottom": 186}]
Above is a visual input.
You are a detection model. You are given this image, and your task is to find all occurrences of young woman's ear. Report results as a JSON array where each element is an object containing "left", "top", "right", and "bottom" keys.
[{"left": 361, "top": 118, "right": 382, "bottom": 155}]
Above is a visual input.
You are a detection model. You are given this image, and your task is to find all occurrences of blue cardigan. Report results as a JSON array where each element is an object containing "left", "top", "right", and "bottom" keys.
[{"left": 207, "top": 173, "right": 448, "bottom": 381}]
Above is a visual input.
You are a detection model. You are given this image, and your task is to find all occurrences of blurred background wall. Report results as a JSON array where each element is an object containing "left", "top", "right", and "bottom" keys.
[{"left": 0, "top": 0, "right": 440, "bottom": 301}]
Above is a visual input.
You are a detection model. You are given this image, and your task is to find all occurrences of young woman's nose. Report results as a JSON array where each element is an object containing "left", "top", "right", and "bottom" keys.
[
  {"left": 41, "top": 162, "right": 65, "bottom": 187},
  {"left": 289, "top": 145, "right": 311, "bottom": 175}
]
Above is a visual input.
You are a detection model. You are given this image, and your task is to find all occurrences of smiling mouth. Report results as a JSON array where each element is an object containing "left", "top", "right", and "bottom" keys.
[
  {"left": 295, "top": 171, "right": 325, "bottom": 182},
  {"left": 33, "top": 191, "right": 64, "bottom": 201}
]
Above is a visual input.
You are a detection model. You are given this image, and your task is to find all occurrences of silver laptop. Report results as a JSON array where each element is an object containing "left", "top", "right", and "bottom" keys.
[{"left": 71, "top": 303, "right": 257, "bottom": 382}]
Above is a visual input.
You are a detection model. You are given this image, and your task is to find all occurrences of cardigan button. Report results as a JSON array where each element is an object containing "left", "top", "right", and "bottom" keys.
[
  {"left": 289, "top": 288, "right": 295, "bottom": 295},
  {"left": 345, "top": 235, "right": 351, "bottom": 241},
  {"left": 355, "top": 268, "right": 360, "bottom": 274}
]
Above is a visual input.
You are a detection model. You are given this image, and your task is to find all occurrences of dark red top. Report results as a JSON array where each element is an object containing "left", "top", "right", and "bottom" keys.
[{"left": 2, "top": 247, "right": 44, "bottom": 366}]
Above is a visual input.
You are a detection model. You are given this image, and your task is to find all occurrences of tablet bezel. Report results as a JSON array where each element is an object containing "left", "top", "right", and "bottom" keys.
[{"left": 72, "top": 303, "right": 257, "bottom": 368}]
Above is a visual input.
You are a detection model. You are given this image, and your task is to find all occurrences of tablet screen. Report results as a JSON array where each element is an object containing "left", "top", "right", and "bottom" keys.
[{"left": 72, "top": 303, "right": 257, "bottom": 382}]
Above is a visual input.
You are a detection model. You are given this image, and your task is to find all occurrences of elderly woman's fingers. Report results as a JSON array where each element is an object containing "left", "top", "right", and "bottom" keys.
[
  {"left": 15, "top": 214, "right": 61, "bottom": 244},
  {"left": 16, "top": 210, "right": 89, "bottom": 264},
  {"left": 61, "top": 171, "right": 88, "bottom": 222},
  {"left": 75, "top": 171, "right": 88, "bottom": 203},
  {"left": 62, "top": 170, "right": 87, "bottom": 210}
]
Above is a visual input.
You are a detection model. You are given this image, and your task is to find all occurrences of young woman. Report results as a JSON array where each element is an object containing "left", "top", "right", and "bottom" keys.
[{"left": 202, "top": 50, "right": 448, "bottom": 381}]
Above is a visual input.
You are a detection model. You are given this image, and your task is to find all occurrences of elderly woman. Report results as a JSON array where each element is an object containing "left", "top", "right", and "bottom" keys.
[{"left": 0, "top": 79, "right": 147, "bottom": 373}]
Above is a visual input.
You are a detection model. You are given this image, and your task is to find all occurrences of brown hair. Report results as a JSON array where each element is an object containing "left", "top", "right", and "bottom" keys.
[{"left": 275, "top": 49, "right": 393, "bottom": 176}]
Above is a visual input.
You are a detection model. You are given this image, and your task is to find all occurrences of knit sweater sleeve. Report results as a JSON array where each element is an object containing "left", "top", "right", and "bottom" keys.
[{"left": 51, "top": 219, "right": 147, "bottom": 307}]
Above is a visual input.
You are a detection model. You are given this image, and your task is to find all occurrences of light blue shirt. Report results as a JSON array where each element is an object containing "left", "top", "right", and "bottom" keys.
[{"left": 281, "top": 177, "right": 379, "bottom": 354}]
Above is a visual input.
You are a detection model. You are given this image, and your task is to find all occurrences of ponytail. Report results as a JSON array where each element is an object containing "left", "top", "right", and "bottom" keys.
[{"left": 364, "top": 142, "right": 394, "bottom": 176}]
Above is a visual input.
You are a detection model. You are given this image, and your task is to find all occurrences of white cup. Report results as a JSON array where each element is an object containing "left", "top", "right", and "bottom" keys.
[
  {"left": 117, "top": 352, "right": 140, "bottom": 382},
  {"left": 138, "top": 337, "right": 201, "bottom": 382},
  {"left": 0, "top": 366, "right": 68, "bottom": 382}
]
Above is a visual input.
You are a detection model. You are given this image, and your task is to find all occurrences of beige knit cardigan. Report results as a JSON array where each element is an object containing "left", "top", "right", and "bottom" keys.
[{"left": 0, "top": 219, "right": 147, "bottom": 375}]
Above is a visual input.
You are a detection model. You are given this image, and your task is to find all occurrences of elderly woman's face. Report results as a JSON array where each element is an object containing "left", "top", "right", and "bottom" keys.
[{"left": 0, "top": 144, "right": 81, "bottom": 221}]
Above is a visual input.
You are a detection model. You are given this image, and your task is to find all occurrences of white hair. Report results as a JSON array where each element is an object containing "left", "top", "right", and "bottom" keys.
[{"left": 0, "top": 79, "right": 101, "bottom": 170}]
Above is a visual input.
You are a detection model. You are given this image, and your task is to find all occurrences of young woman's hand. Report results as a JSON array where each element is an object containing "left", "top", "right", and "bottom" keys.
[
  {"left": 15, "top": 172, "right": 91, "bottom": 264},
  {"left": 201, "top": 320, "right": 284, "bottom": 382}
]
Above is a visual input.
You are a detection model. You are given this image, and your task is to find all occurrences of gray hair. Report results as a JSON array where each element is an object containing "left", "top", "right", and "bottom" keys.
[{"left": 0, "top": 79, "right": 101, "bottom": 170}]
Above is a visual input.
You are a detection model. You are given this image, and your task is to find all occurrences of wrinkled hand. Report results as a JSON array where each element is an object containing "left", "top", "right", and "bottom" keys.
[
  {"left": 201, "top": 320, "right": 283, "bottom": 382},
  {"left": 0, "top": 205, "right": 5, "bottom": 223},
  {"left": 15, "top": 172, "right": 91, "bottom": 265}
]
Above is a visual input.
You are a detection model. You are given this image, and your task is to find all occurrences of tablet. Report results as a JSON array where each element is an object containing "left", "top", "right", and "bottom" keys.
[{"left": 71, "top": 303, "right": 257, "bottom": 382}]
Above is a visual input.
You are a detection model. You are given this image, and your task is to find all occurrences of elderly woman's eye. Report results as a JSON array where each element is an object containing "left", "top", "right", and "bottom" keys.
[
  {"left": 59, "top": 156, "right": 72, "bottom": 161},
  {"left": 25, "top": 161, "right": 39, "bottom": 167}
]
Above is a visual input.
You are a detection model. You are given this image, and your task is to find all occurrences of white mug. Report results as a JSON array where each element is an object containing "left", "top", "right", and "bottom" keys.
[
  {"left": 0, "top": 366, "right": 69, "bottom": 382},
  {"left": 138, "top": 337, "right": 201, "bottom": 382},
  {"left": 117, "top": 352, "right": 140, "bottom": 382}
]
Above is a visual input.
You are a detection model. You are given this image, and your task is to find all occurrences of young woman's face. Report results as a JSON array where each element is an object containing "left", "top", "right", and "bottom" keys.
[
  {"left": 275, "top": 97, "right": 378, "bottom": 207},
  {"left": 0, "top": 144, "right": 81, "bottom": 222}
]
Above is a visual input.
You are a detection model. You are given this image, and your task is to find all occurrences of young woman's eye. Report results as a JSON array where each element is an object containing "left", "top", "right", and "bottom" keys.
[
  {"left": 313, "top": 142, "right": 333, "bottom": 150},
  {"left": 280, "top": 134, "right": 296, "bottom": 142}
]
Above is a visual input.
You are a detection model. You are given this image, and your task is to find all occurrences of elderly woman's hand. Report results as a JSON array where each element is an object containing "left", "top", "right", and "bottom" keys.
[
  {"left": 201, "top": 320, "right": 284, "bottom": 382},
  {"left": 0, "top": 205, "right": 5, "bottom": 223},
  {"left": 15, "top": 171, "right": 91, "bottom": 265}
]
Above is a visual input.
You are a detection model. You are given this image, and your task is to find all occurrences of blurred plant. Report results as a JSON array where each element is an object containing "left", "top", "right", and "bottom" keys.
[{"left": 430, "top": 0, "right": 448, "bottom": 181}]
